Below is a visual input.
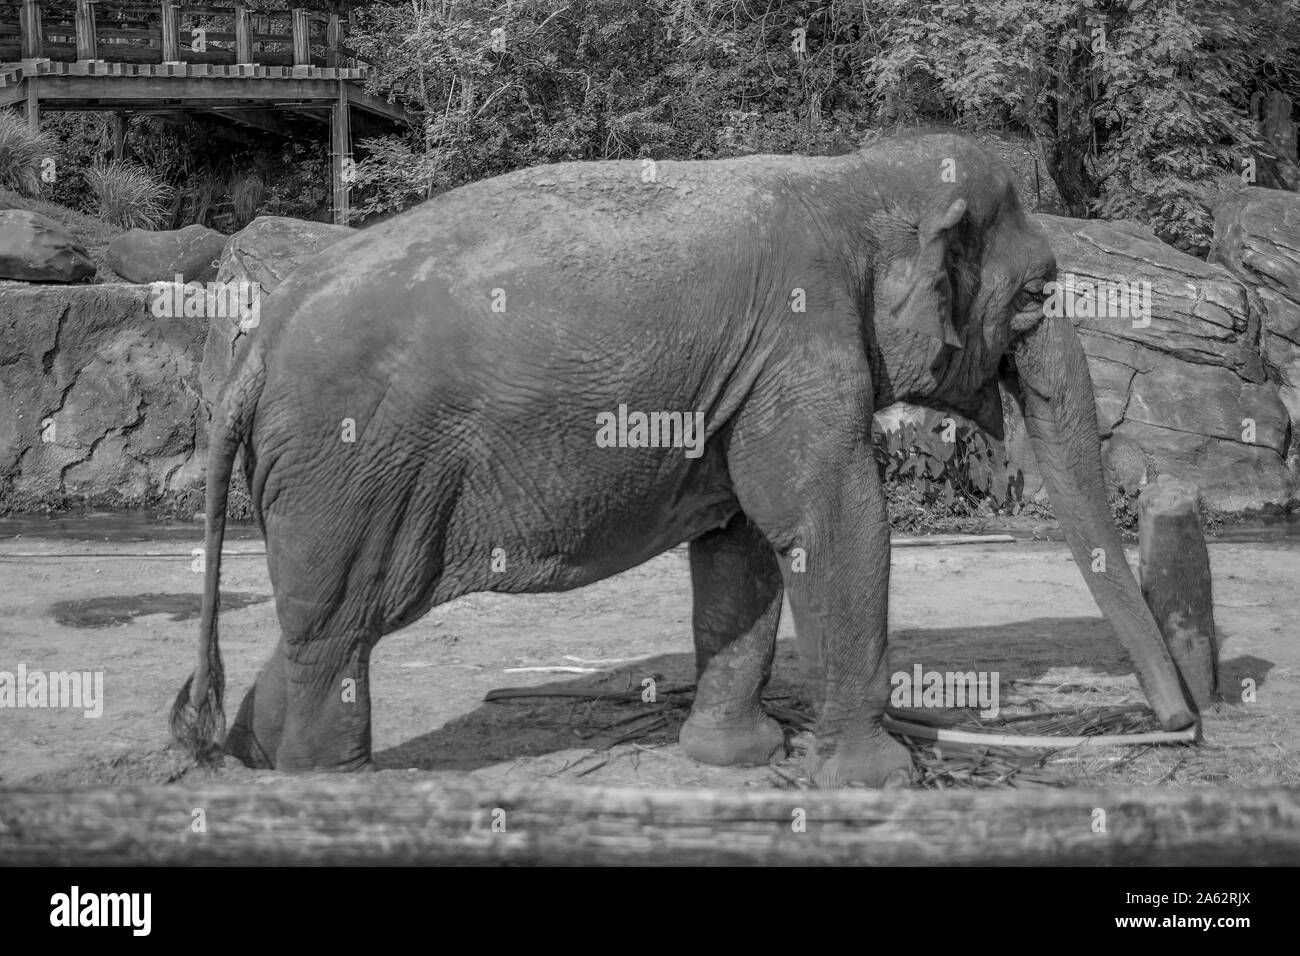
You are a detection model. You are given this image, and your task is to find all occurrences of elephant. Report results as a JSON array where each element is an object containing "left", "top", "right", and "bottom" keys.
[{"left": 172, "top": 132, "right": 1199, "bottom": 787}]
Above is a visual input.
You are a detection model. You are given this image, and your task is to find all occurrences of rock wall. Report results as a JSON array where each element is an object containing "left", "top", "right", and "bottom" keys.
[
  {"left": 0, "top": 216, "right": 356, "bottom": 513},
  {"left": 1030, "top": 214, "right": 1294, "bottom": 512},
  {"left": 0, "top": 283, "right": 207, "bottom": 510},
  {"left": 2, "top": 204, "right": 1297, "bottom": 514},
  {"left": 1210, "top": 188, "right": 1300, "bottom": 445}
]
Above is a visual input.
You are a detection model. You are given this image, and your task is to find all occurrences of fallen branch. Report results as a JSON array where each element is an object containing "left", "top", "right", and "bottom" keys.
[{"left": 2, "top": 780, "right": 1295, "bottom": 865}]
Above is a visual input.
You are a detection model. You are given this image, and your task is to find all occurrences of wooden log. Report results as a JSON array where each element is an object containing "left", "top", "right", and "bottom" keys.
[
  {"left": 73, "top": 0, "right": 95, "bottom": 60},
  {"left": 1, "top": 779, "right": 1297, "bottom": 865},
  {"left": 19, "top": 0, "right": 41, "bottom": 59},
  {"left": 891, "top": 534, "right": 1014, "bottom": 548},
  {"left": 1138, "top": 474, "right": 1219, "bottom": 710}
]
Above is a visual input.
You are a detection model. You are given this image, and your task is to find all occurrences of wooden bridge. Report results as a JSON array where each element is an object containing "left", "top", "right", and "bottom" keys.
[{"left": 0, "top": 1, "right": 419, "bottom": 222}]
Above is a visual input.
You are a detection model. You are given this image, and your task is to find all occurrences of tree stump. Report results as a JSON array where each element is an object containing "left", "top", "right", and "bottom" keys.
[{"left": 1138, "top": 475, "right": 1219, "bottom": 710}]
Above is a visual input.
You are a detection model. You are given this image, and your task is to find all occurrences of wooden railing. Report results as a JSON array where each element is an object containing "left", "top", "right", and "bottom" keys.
[{"left": 0, "top": 0, "right": 359, "bottom": 69}]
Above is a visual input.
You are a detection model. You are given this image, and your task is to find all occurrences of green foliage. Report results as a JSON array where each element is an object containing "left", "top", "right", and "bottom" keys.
[
  {"left": 348, "top": 136, "right": 440, "bottom": 222},
  {"left": 875, "top": 416, "right": 1025, "bottom": 529},
  {"left": 84, "top": 160, "right": 172, "bottom": 229},
  {"left": 0, "top": 110, "right": 54, "bottom": 196},
  {"left": 344, "top": 0, "right": 1300, "bottom": 250},
  {"left": 857, "top": 0, "right": 1299, "bottom": 253},
  {"left": 256, "top": 141, "right": 331, "bottom": 221}
]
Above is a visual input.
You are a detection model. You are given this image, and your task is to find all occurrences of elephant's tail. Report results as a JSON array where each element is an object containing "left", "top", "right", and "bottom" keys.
[{"left": 170, "top": 348, "right": 266, "bottom": 762}]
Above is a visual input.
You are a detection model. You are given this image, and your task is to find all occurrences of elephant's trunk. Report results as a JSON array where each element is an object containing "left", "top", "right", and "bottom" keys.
[{"left": 1009, "top": 313, "right": 1197, "bottom": 731}]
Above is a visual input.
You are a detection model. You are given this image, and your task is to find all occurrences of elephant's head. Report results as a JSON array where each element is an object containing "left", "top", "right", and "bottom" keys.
[{"left": 849, "top": 132, "right": 1197, "bottom": 732}]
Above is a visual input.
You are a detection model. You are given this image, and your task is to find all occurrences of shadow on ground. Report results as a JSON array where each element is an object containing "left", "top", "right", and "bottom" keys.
[{"left": 375, "top": 616, "right": 1266, "bottom": 772}]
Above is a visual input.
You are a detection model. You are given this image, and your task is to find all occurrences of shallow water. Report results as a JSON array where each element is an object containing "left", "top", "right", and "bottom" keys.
[
  {"left": 0, "top": 510, "right": 262, "bottom": 542},
  {"left": 50, "top": 591, "right": 271, "bottom": 628}
]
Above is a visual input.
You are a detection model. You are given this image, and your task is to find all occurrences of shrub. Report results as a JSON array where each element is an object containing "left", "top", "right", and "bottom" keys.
[
  {"left": 84, "top": 160, "right": 172, "bottom": 229},
  {"left": 874, "top": 415, "right": 1025, "bottom": 527},
  {"left": 228, "top": 170, "right": 266, "bottom": 228},
  {"left": 348, "top": 135, "right": 441, "bottom": 223}
]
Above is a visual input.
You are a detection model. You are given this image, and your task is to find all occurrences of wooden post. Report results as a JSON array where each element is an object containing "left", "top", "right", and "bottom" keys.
[
  {"left": 326, "top": 13, "right": 340, "bottom": 68},
  {"left": 291, "top": 8, "right": 310, "bottom": 65},
  {"left": 2, "top": 780, "right": 1299, "bottom": 865},
  {"left": 74, "top": 0, "right": 97, "bottom": 61},
  {"left": 160, "top": 0, "right": 180, "bottom": 62},
  {"left": 25, "top": 76, "right": 39, "bottom": 133},
  {"left": 332, "top": 79, "right": 351, "bottom": 225},
  {"left": 234, "top": 4, "right": 252, "bottom": 64},
  {"left": 1138, "top": 474, "right": 1219, "bottom": 710},
  {"left": 19, "top": 0, "right": 43, "bottom": 60},
  {"left": 111, "top": 112, "right": 127, "bottom": 161}
]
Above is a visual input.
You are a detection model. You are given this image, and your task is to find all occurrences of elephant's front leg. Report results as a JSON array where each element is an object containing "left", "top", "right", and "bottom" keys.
[
  {"left": 679, "top": 514, "right": 786, "bottom": 767},
  {"left": 730, "top": 406, "right": 913, "bottom": 787},
  {"left": 774, "top": 469, "right": 913, "bottom": 787}
]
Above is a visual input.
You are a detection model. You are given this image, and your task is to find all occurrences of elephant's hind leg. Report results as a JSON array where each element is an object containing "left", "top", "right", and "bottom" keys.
[
  {"left": 679, "top": 514, "right": 787, "bottom": 767},
  {"left": 274, "top": 625, "right": 376, "bottom": 771},
  {"left": 225, "top": 637, "right": 289, "bottom": 768}
]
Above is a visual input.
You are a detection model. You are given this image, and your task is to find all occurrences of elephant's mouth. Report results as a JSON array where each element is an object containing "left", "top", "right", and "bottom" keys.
[{"left": 1010, "top": 305, "right": 1045, "bottom": 337}]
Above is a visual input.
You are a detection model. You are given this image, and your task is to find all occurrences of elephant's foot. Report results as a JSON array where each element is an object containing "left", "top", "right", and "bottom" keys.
[
  {"left": 805, "top": 729, "right": 913, "bottom": 788},
  {"left": 224, "top": 722, "right": 276, "bottom": 769},
  {"left": 274, "top": 750, "right": 374, "bottom": 772},
  {"left": 679, "top": 709, "right": 786, "bottom": 766},
  {"left": 273, "top": 737, "right": 373, "bottom": 772}
]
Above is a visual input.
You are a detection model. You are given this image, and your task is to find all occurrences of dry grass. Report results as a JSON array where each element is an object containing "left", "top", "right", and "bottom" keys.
[
  {"left": 484, "top": 667, "right": 1285, "bottom": 791},
  {"left": 85, "top": 160, "right": 172, "bottom": 230}
]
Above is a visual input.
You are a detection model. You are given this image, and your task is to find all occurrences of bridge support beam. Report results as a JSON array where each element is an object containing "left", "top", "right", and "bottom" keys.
[
  {"left": 25, "top": 77, "right": 39, "bottom": 132},
  {"left": 332, "top": 80, "right": 351, "bottom": 225}
]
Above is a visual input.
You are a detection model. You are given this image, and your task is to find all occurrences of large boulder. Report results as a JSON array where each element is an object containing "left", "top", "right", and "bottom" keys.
[
  {"left": 1025, "top": 214, "right": 1293, "bottom": 512},
  {"left": 202, "top": 216, "right": 355, "bottom": 409},
  {"left": 1209, "top": 188, "right": 1300, "bottom": 447},
  {"left": 0, "top": 210, "right": 96, "bottom": 283},
  {"left": 0, "top": 284, "right": 207, "bottom": 509},
  {"left": 105, "top": 224, "right": 227, "bottom": 283},
  {"left": 215, "top": 215, "right": 354, "bottom": 292}
]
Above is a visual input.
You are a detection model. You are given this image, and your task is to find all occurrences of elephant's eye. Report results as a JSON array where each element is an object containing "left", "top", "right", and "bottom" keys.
[{"left": 1013, "top": 286, "right": 1042, "bottom": 312}]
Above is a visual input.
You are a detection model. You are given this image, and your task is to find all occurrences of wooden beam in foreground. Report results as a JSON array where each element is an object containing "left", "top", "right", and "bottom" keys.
[{"left": 1, "top": 780, "right": 1296, "bottom": 866}]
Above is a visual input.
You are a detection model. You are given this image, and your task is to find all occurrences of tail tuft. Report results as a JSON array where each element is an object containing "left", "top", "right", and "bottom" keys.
[{"left": 169, "top": 643, "right": 226, "bottom": 764}]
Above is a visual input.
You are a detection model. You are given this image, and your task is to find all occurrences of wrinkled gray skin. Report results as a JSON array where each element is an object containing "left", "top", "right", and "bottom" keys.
[{"left": 173, "top": 133, "right": 1197, "bottom": 787}]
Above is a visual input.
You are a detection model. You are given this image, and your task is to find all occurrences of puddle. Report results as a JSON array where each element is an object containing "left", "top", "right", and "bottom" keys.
[
  {"left": 50, "top": 592, "right": 270, "bottom": 628},
  {"left": 0, "top": 510, "right": 261, "bottom": 543}
]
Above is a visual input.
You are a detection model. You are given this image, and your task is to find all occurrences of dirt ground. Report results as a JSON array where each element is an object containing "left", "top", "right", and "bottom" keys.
[{"left": 1, "top": 520, "right": 1297, "bottom": 791}]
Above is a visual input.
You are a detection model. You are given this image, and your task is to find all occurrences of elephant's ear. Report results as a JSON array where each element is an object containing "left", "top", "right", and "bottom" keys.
[{"left": 884, "top": 198, "right": 967, "bottom": 349}]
